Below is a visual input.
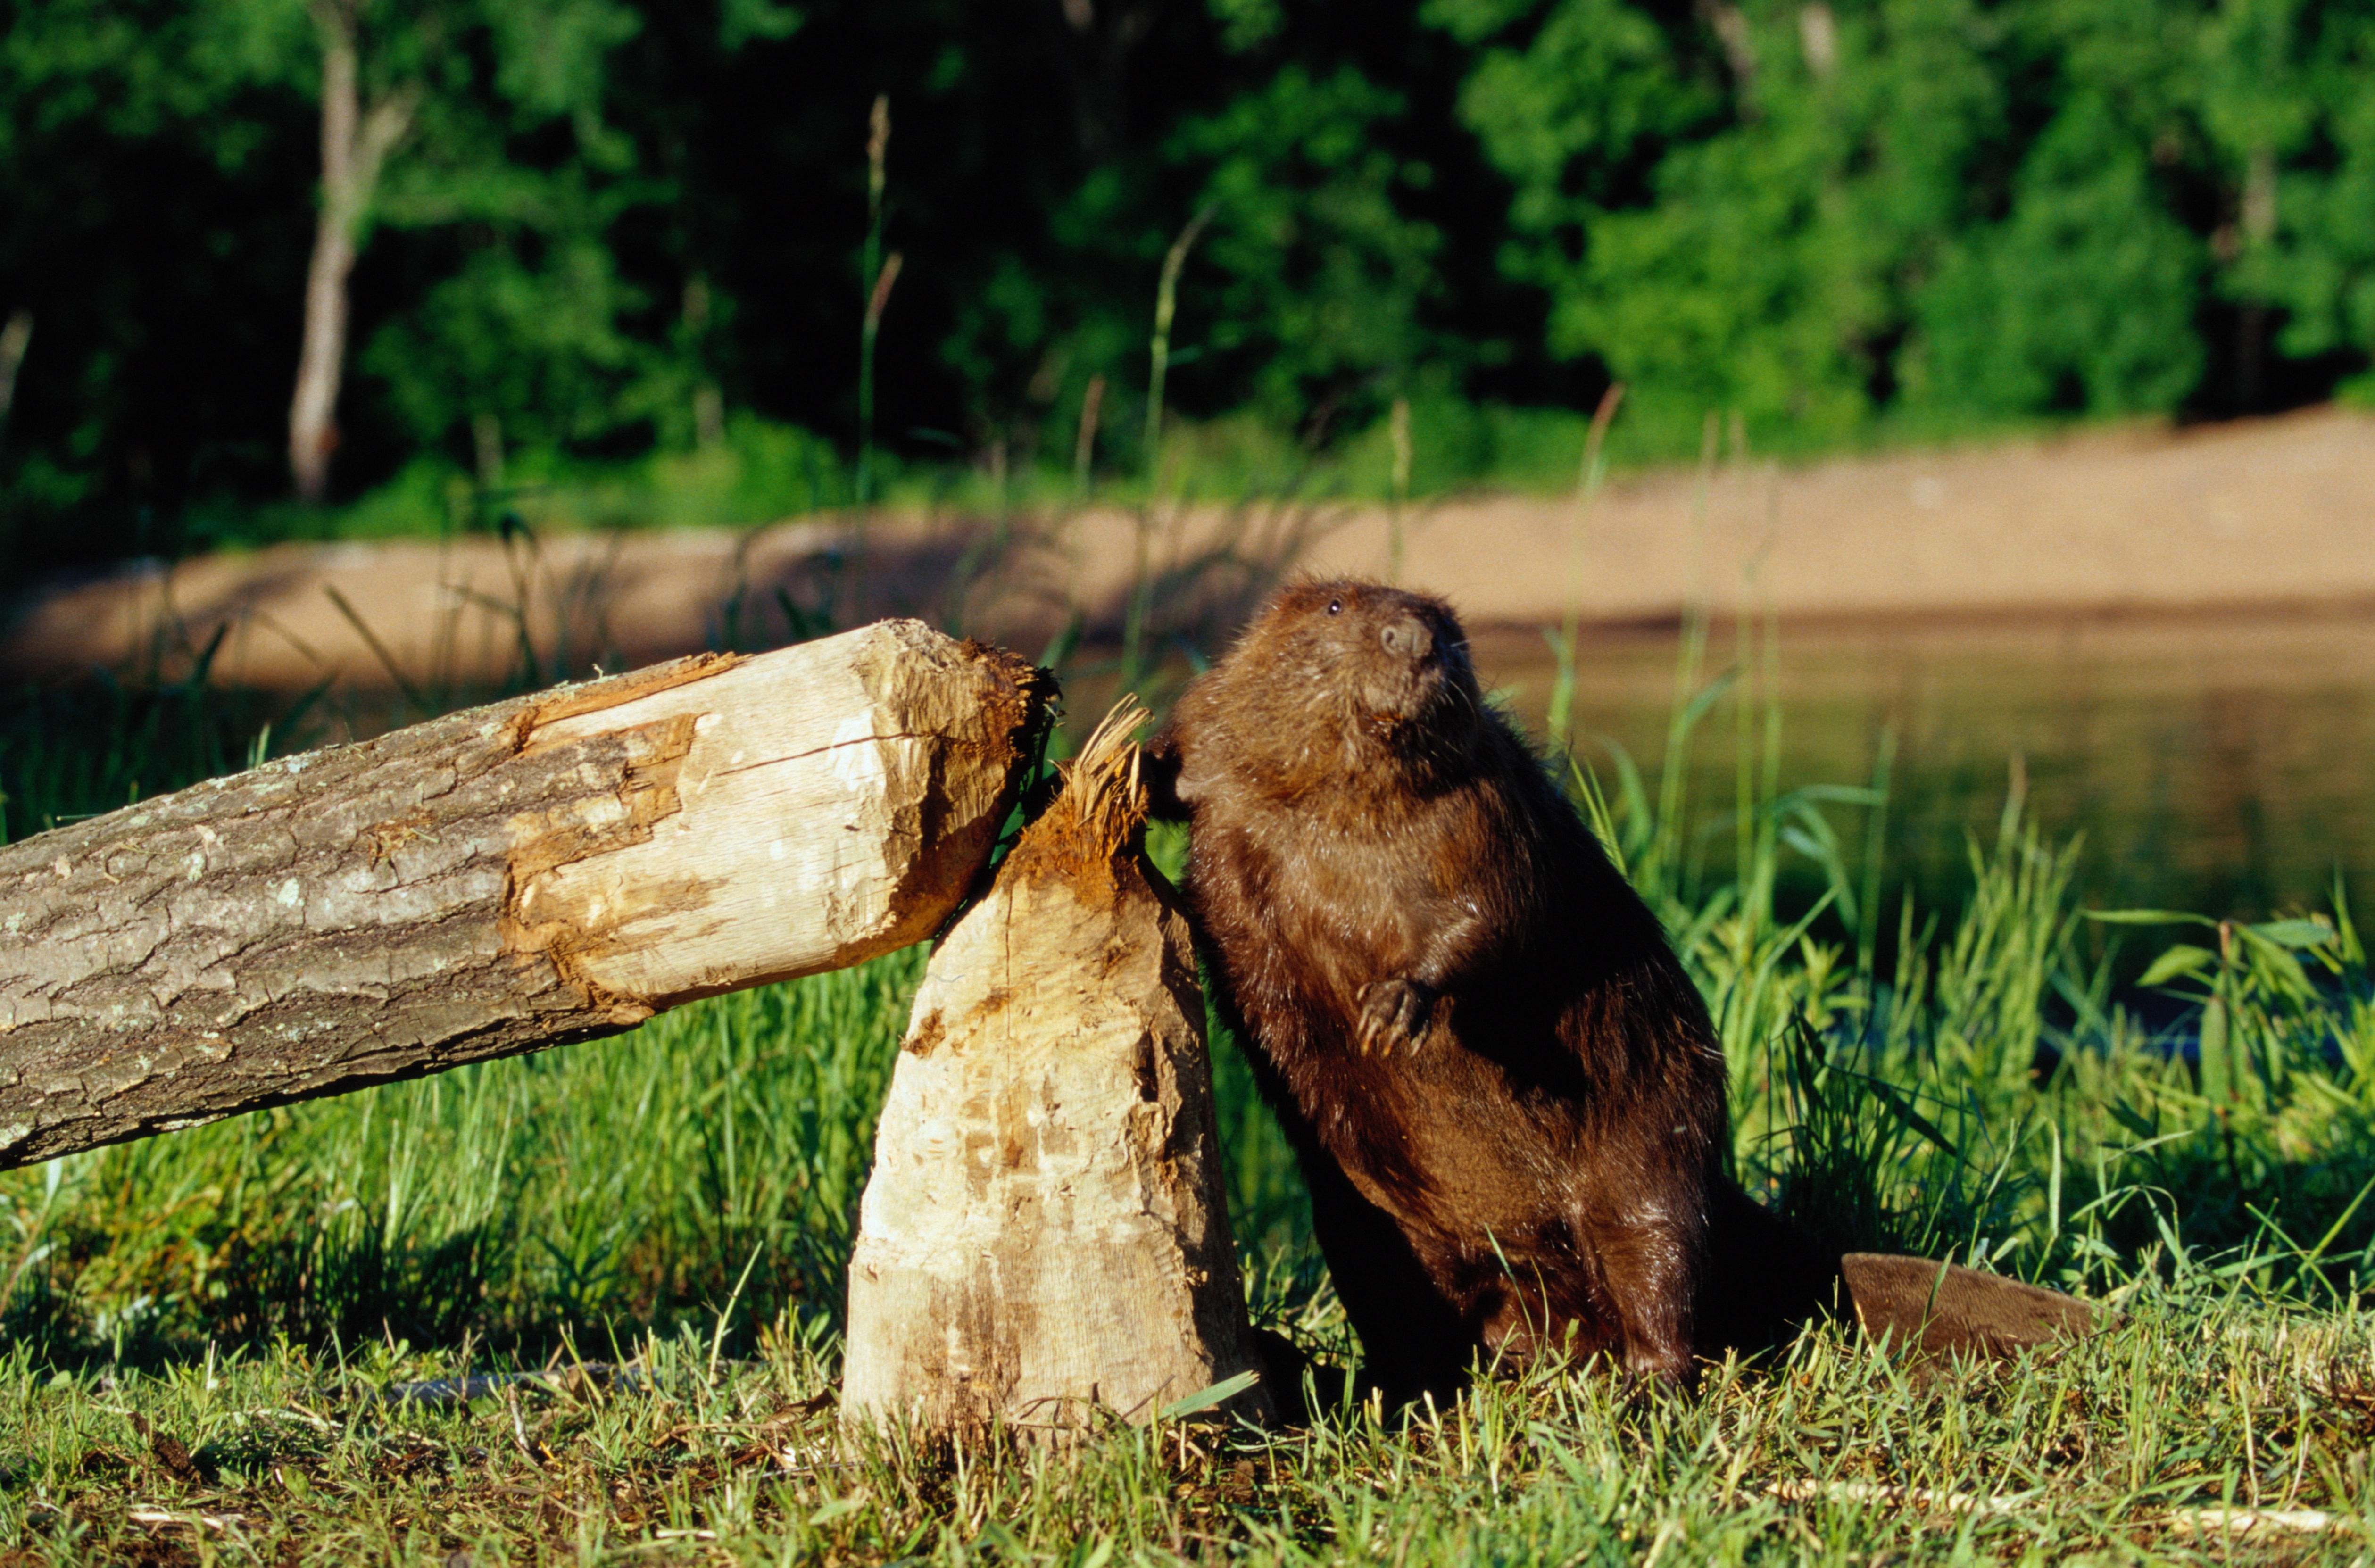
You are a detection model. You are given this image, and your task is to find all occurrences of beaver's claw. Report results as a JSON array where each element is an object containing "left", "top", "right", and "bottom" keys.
[{"left": 1356, "top": 977, "right": 1436, "bottom": 1054}]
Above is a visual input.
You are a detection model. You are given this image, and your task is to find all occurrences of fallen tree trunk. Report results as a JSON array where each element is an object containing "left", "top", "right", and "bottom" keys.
[
  {"left": 0, "top": 620, "right": 1049, "bottom": 1169},
  {"left": 843, "top": 704, "right": 1272, "bottom": 1438}
]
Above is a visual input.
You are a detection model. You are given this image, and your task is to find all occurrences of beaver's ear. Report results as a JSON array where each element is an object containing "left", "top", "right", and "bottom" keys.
[{"left": 1140, "top": 721, "right": 1189, "bottom": 821}]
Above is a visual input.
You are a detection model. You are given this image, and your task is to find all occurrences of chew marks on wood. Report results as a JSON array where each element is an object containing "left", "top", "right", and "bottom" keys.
[
  {"left": 842, "top": 702, "right": 1272, "bottom": 1438},
  {"left": 0, "top": 621, "right": 1050, "bottom": 1168}
]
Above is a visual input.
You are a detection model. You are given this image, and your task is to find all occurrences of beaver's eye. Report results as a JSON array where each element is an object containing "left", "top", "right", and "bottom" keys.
[{"left": 1327, "top": 598, "right": 1343, "bottom": 615}]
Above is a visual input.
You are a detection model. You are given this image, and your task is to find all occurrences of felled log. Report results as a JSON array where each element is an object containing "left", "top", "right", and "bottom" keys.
[
  {"left": 0, "top": 620, "right": 1049, "bottom": 1169},
  {"left": 843, "top": 704, "right": 1272, "bottom": 1438}
]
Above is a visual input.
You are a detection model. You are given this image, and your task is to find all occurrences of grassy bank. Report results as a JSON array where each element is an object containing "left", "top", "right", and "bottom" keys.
[
  {"left": 147, "top": 394, "right": 2096, "bottom": 560},
  {"left": 6, "top": 1283, "right": 2373, "bottom": 1563},
  {"left": 162, "top": 403, "right": 1626, "bottom": 556},
  {"left": 1, "top": 629, "right": 2372, "bottom": 1560}
]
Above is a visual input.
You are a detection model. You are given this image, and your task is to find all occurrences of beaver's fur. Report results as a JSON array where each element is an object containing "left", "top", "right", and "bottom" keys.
[{"left": 1147, "top": 579, "right": 1837, "bottom": 1401}]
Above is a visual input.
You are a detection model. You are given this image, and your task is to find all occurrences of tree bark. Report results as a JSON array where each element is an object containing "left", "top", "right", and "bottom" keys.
[
  {"left": 0, "top": 620, "right": 1050, "bottom": 1170},
  {"left": 289, "top": 0, "right": 415, "bottom": 503},
  {"left": 843, "top": 705, "right": 1272, "bottom": 1438}
]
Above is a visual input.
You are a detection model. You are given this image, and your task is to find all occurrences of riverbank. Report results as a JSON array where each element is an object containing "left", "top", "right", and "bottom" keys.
[{"left": 6, "top": 404, "right": 2372, "bottom": 692}]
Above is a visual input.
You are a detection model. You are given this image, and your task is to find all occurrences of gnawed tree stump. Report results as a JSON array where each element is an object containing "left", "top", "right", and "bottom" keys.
[
  {"left": 843, "top": 704, "right": 1272, "bottom": 1438},
  {"left": 0, "top": 620, "right": 1050, "bottom": 1169}
]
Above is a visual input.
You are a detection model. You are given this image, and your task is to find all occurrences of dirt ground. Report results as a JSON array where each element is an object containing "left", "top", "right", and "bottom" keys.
[{"left": 7, "top": 403, "right": 2372, "bottom": 693}]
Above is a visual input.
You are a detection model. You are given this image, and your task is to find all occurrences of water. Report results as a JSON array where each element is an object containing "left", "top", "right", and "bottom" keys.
[{"left": 1480, "top": 609, "right": 2375, "bottom": 925}]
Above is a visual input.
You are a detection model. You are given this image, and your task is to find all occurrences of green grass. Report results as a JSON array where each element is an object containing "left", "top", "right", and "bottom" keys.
[
  {"left": 0, "top": 960, "right": 924, "bottom": 1368},
  {"left": 4, "top": 1274, "right": 2374, "bottom": 1562},
  {"left": 4, "top": 628, "right": 2375, "bottom": 1560}
]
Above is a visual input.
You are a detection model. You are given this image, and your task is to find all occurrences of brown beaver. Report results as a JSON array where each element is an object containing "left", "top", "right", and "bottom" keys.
[{"left": 1146, "top": 578, "right": 1839, "bottom": 1402}]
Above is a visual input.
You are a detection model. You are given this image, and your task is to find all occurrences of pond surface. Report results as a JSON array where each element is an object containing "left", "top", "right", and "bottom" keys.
[{"left": 1477, "top": 609, "right": 2375, "bottom": 925}]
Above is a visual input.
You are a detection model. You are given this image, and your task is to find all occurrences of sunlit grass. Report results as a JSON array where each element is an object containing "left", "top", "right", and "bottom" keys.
[
  {"left": 4, "top": 590, "right": 2374, "bottom": 1560},
  {"left": 3, "top": 1269, "right": 2371, "bottom": 1562}
]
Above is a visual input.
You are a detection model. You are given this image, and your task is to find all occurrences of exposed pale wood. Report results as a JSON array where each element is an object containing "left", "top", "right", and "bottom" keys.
[
  {"left": 0, "top": 620, "right": 1047, "bottom": 1169},
  {"left": 843, "top": 705, "right": 1271, "bottom": 1438}
]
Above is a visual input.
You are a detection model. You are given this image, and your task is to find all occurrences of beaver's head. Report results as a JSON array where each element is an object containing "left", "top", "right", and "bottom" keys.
[{"left": 1212, "top": 578, "right": 1485, "bottom": 788}]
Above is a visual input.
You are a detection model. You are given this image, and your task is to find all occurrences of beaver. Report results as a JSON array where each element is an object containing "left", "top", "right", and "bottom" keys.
[{"left": 1146, "top": 578, "right": 1838, "bottom": 1402}]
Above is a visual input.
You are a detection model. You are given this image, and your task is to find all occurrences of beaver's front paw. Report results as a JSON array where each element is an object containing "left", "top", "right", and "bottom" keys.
[{"left": 1355, "top": 977, "right": 1437, "bottom": 1054}]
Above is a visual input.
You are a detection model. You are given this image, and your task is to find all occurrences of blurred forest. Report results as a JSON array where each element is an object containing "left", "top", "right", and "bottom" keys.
[{"left": 3, "top": 0, "right": 2374, "bottom": 574}]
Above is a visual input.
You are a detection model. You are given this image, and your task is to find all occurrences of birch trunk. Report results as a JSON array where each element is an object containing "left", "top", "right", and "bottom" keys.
[
  {"left": 843, "top": 705, "right": 1272, "bottom": 1438},
  {"left": 0, "top": 620, "right": 1049, "bottom": 1169},
  {"left": 289, "top": 0, "right": 415, "bottom": 503}
]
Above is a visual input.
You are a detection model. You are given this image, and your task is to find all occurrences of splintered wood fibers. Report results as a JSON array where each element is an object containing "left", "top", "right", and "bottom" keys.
[{"left": 842, "top": 703, "right": 1271, "bottom": 1438}]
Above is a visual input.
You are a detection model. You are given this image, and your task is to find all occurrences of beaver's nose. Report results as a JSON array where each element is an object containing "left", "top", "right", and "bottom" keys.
[{"left": 1380, "top": 616, "right": 1432, "bottom": 661}]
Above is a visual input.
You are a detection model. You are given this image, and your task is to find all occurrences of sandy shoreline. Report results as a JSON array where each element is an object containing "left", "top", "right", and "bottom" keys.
[{"left": 7, "top": 403, "right": 2372, "bottom": 691}]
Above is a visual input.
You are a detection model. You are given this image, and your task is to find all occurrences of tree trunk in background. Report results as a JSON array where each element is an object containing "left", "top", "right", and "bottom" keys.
[
  {"left": 0, "top": 622, "right": 1051, "bottom": 1170},
  {"left": 0, "top": 309, "right": 31, "bottom": 437},
  {"left": 289, "top": 1, "right": 415, "bottom": 504},
  {"left": 843, "top": 705, "right": 1273, "bottom": 1438}
]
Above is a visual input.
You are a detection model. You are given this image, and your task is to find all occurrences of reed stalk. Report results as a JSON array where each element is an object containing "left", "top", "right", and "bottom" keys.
[
  {"left": 1143, "top": 203, "right": 1214, "bottom": 484},
  {"left": 855, "top": 96, "right": 891, "bottom": 510},
  {"left": 1387, "top": 395, "right": 1411, "bottom": 583},
  {"left": 1545, "top": 381, "right": 1625, "bottom": 749},
  {"left": 854, "top": 95, "right": 895, "bottom": 612},
  {"left": 1124, "top": 205, "right": 1215, "bottom": 685},
  {"left": 1073, "top": 373, "right": 1104, "bottom": 499}
]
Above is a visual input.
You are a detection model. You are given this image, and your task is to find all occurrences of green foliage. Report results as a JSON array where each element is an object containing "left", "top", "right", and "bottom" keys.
[
  {"left": 344, "top": 0, "right": 659, "bottom": 457},
  {"left": 1914, "top": 93, "right": 2207, "bottom": 414},
  {"left": 1430, "top": 0, "right": 1715, "bottom": 212},
  {"left": 365, "top": 231, "right": 657, "bottom": 456},
  {"left": 2234, "top": 4, "right": 2375, "bottom": 391},
  {"left": 12, "top": 0, "right": 2375, "bottom": 556},
  {"left": 1171, "top": 65, "right": 1443, "bottom": 428},
  {"left": 1447, "top": 0, "right": 2375, "bottom": 453},
  {"left": 0, "top": 0, "right": 673, "bottom": 564},
  {"left": 0, "top": 0, "right": 309, "bottom": 146}
]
